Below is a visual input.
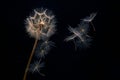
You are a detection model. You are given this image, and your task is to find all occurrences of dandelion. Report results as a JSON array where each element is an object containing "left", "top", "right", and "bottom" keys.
[
  {"left": 81, "top": 13, "right": 97, "bottom": 31},
  {"left": 23, "top": 8, "right": 56, "bottom": 80}
]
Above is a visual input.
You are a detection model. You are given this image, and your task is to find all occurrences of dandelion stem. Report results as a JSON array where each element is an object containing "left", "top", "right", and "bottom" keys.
[
  {"left": 23, "top": 39, "right": 38, "bottom": 80},
  {"left": 90, "top": 22, "right": 96, "bottom": 31}
]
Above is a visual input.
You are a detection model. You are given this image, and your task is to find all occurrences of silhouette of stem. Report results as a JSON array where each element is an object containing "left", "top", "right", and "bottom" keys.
[{"left": 23, "top": 39, "right": 38, "bottom": 80}]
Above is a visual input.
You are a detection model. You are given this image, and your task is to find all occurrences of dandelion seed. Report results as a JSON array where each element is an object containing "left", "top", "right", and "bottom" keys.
[
  {"left": 35, "top": 40, "right": 55, "bottom": 58},
  {"left": 75, "top": 35, "right": 92, "bottom": 49},
  {"left": 65, "top": 22, "right": 89, "bottom": 42},
  {"left": 41, "top": 40, "right": 55, "bottom": 51},
  {"left": 81, "top": 13, "right": 97, "bottom": 22},
  {"left": 35, "top": 48, "right": 48, "bottom": 58},
  {"left": 68, "top": 26, "right": 82, "bottom": 39},
  {"left": 64, "top": 34, "right": 76, "bottom": 41},
  {"left": 66, "top": 25, "right": 87, "bottom": 41},
  {"left": 78, "top": 21, "right": 89, "bottom": 34},
  {"left": 39, "top": 49, "right": 46, "bottom": 58},
  {"left": 65, "top": 22, "right": 92, "bottom": 49},
  {"left": 81, "top": 13, "right": 97, "bottom": 31},
  {"left": 29, "top": 60, "right": 45, "bottom": 76}
]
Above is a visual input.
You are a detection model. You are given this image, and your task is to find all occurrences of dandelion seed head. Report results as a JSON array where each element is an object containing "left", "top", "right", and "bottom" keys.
[{"left": 25, "top": 8, "right": 56, "bottom": 40}]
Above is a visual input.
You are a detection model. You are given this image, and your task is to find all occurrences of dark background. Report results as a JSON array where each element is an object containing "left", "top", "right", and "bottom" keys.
[{"left": 5, "top": 0, "right": 118, "bottom": 80}]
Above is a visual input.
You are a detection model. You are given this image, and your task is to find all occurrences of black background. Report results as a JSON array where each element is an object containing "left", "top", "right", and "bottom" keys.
[{"left": 5, "top": 0, "right": 118, "bottom": 80}]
